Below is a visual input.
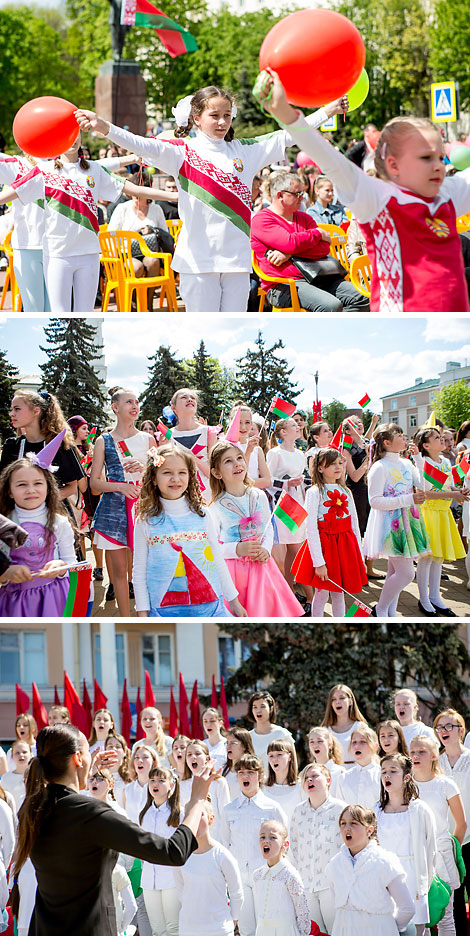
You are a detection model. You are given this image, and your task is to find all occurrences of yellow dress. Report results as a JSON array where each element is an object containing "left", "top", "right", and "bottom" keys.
[{"left": 421, "top": 456, "right": 465, "bottom": 561}]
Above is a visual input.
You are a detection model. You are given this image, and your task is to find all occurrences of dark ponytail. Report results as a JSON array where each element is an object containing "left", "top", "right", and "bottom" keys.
[{"left": 13, "top": 725, "right": 80, "bottom": 879}]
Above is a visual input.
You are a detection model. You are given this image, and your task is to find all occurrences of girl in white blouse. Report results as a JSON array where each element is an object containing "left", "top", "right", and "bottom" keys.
[
  {"left": 321, "top": 684, "right": 368, "bottom": 767},
  {"left": 253, "top": 820, "right": 310, "bottom": 936},
  {"left": 307, "top": 726, "right": 345, "bottom": 798},
  {"left": 336, "top": 725, "right": 381, "bottom": 809},
  {"left": 139, "top": 766, "right": 182, "bottom": 936},
  {"left": 435, "top": 708, "right": 470, "bottom": 934},
  {"left": 264, "top": 740, "right": 303, "bottom": 826}
]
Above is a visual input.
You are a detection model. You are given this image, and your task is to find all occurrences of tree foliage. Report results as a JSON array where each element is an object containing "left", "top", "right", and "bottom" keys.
[
  {"left": 139, "top": 345, "right": 188, "bottom": 422},
  {"left": 185, "top": 342, "right": 227, "bottom": 426},
  {"left": 429, "top": 0, "right": 470, "bottom": 112},
  {"left": 39, "top": 319, "right": 107, "bottom": 425},
  {"left": 220, "top": 621, "right": 470, "bottom": 761},
  {"left": 0, "top": 349, "right": 19, "bottom": 443},
  {"left": 432, "top": 380, "right": 470, "bottom": 432},
  {"left": 322, "top": 399, "right": 348, "bottom": 432},
  {"left": 235, "top": 331, "right": 300, "bottom": 417}
]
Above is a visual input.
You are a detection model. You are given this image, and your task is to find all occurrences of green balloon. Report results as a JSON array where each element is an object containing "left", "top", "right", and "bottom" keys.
[
  {"left": 347, "top": 68, "right": 369, "bottom": 112},
  {"left": 450, "top": 145, "right": 470, "bottom": 171}
]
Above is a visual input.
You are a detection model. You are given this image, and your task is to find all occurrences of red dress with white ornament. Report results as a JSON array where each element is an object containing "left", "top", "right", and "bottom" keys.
[{"left": 292, "top": 483, "right": 368, "bottom": 593}]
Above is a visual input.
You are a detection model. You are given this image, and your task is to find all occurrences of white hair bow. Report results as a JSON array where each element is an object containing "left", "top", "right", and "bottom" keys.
[{"left": 172, "top": 94, "right": 237, "bottom": 127}]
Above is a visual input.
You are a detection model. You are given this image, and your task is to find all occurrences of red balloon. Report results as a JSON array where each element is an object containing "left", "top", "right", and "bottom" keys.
[
  {"left": 13, "top": 96, "right": 79, "bottom": 158},
  {"left": 296, "top": 151, "right": 317, "bottom": 167},
  {"left": 259, "top": 9, "right": 365, "bottom": 108}
]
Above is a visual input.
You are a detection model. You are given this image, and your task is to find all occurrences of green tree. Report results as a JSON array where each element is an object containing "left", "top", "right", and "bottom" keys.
[
  {"left": 64, "top": 0, "right": 112, "bottom": 107},
  {"left": 236, "top": 331, "right": 300, "bottom": 416},
  {"left": 432, "top": 380, "right": 470, "bottom": 431},
  {"left": 39, "top": 319, "right": 107, "bottom": 425},
  {"left": 220, "top": 621, "right": 470, "bottom": 761},
  {"left": 323, "top": 399, "right": 348, "bottom": 431},
  {"left": 185, "top": 342, "right": 226, "bottom": 425},
  {"left": 0, "top": 7, "right": 78, "bottom": 146},
  {"left": 0, "top": 350, "right": 19, "bottom": 442},
  {"left": 139, "top": 345, "right": 188, "bottom": 422},
  {"left": 429, "top": 0, "right": 470, "bottom": 111}
]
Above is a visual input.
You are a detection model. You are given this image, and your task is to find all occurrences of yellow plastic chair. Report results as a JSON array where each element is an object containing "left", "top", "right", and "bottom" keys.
[
  {"left": 316, "top": 223, "right": 347, "bottom": 239},
  {"left": 251, "top": 251, "right": 308, "bottom": 313},
  {"left": 350, "top": 254, "right": 372, "bottom": 298},
  {"left": 456, "top": 213, "right": 470, "bottom": 233},
  {"left": 166, "top": 219, "right": 182, "bottom": 243},
  {"left": 0, "top": 231, "right": 22, "bottom": 312},
  {"left": 329, "top": 234, "right": 350, "bottom": 274},
  {"left": 99, "top": 230, "right": 178, "bottom": 313}
]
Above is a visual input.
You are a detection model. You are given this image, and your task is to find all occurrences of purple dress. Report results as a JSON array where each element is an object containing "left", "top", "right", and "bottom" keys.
[{"left": 0, "top": 511, "right": 72, "bottom": 617}]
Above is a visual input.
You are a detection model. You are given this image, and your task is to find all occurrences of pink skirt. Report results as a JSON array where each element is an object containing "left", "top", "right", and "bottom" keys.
[{"left": 224, "top": 556, "right": 304, "bottom": 617}]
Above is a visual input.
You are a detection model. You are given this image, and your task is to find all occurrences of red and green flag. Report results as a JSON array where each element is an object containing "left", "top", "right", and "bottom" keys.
[
  {"left": 452, "top": 463, "right": 465, "bottom": 484},
  {"left": 121, "top": 0, "right": 198, "bottom": 57},
  {"left": 118, "top": 440, "right": 133, "bottom": 458},
  {"left": 157, "top": 420, "right": 173, "bottom": 440},
  {"left": 86, "top": 426, "right": 97, "bottom": 444},
  {"left": 423, "top": 460, "right": 448, "bottom": 490},
  {"left": 269, "top": 397, "right": 296, "bottom": 419},
  {"left": 358, "top": 393, "right": 371, "bottom": 409},
  {"left": 345, "top": 600, "right": 372, "bottom": 618},
  {"left": 273, "top": 491, "right": 308, "bottom": 533},
  {"left": 342, "top": 433, "right": 353, "bottom": 450},
  {"left": 63, "top": 563, "right": 93, "bottom": 617}
]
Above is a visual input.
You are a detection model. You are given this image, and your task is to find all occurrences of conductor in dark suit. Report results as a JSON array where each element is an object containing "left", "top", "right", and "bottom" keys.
[{"left": 12, "top": 725, "right": 216, "bottom": 936}]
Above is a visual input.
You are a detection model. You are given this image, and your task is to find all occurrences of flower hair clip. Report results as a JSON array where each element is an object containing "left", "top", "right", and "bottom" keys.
[
  {"left": 148, "top": 447, "right": 165, "bottom": 468},
  {"left": 172, "top": 94, "right": 193, "bottom": 127}
]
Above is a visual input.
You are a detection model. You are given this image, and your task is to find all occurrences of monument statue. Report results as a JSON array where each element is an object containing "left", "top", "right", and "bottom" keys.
[{"left": 108, "top": 0, "right": 130, "bottom": 61}]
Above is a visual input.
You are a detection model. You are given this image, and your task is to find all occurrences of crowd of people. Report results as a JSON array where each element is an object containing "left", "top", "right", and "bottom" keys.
[
  {"left": 1, "top": 683, "right": 470, "bottom": 935},
  {"left": 0, "top": 385, "right": 468, "bottom": 619}
]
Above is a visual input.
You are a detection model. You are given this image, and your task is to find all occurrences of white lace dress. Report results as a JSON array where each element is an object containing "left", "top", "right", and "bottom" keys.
[{"left": 252, "top": 858, "right": 311, "bottom": 936}]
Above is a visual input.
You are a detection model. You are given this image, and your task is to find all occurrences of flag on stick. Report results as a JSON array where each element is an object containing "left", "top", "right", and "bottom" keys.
[
  {"left": 225, "top": 407, "right": 240, "bottom": 444},
  {"left": 452, "top": 464, "right": 466, "bottom": 484},
  {"left": 190, "top": 681, "right": 203, "bottom": 739},
  {"left": 423, "top": 460, "right": 448, "bottom": 490},
  {"left": 269, "top": 397, "right": 296, "bottom": 419},
  {"left": 121, "top": 0, "right": 198, "bottom": 57},
  {"left": 16, "top": 684, "right": 30, "bottom": 715},
  {"left": 345, "top": 600, "right": 372, "bottom": 618},
  {"left": 157, "top": 420, "right": 173, "bottom": 440},
  {"left": 121, "top": 679, "right": 132, "bottom": 746},
  {"left": 135, "top": 687, "right": 144, "bottom": 740},
  {"left": 94, "top": 678, "right": 108, "bottom": 712},
  {"left": 358, "top": 393, "right": 371, "bottom": 409},
  {"left": 63, "top": 563, "right": 93, "bottom": 617},
  {"left": 82, "top": 679, "right": 93, "bottom": 737},
  {"left": 32, "top": 682, "right": 48, "bottom": 731},
  {"left": 144, "top": 670, "right": 156, "bottom": 708},
  {"left": 86, "top": 426, "right": 97, "bottom": 444},
  {"left": 118, "top": 440, "right": 133, "bottom": 458},
  {"left": 342, "top": 433, "right": 353, "bottom": 450},
  {"left": 179, "top": 673, "right": 190, "bottom": 737},
  {"left": 169, "top": 686, "right": 179, "bottom": 737},
  {"left": 274, "top": 491, "right": 308, "bottom": 533},
  {"left": 64, "top": 671, "right": 88, "bottom": 734},
  {"left": 53, "top": 686, "right": 61, "bottom": 705}
]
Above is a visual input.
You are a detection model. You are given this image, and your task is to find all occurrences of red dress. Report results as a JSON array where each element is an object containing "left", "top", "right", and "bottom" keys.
[{"left": 291, "top": 485, "right": 368, "bottom": 593}]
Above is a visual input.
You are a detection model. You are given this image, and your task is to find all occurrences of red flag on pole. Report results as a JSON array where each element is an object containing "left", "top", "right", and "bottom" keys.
[
  {"left": 211, "top": 675, "right": 218, "bottom": 709},
  {"left": 82, "top": 680, "right": 93, "bottom": 737},
  {"left": 94, "top": 678, "right": 108, "bottom": 712},
  {"left": 190, "top": 681, "right": 203, "bottom": 740},
  {"left": 135, "top": 687, "right": 144, "bottom": 740},
  {"left": 53, "top": 685, "right": 61, "bottom": 705},
  {"left": 179, "top": 673, "right": 190, "bottom": 737},
  {"left": 169, "top": 686, "right": 179, "bottom": 738},
  {"left": 121, "top": 678, "right": 132, "bottom": 746},
  {"left": 15, "top": 684, "right": 30, "bottom": 715},
  {"left": 219, "top": 675, "right": 230, "bottom": 731},
  {"left": 144, "top": 670, "right": 156, "bottom": 708},
  {"left": 31, "top": 682, "right": 48, "bottom": 731},
  {"left": 64, "top": 671, "right": 88, "bottom": 734}
]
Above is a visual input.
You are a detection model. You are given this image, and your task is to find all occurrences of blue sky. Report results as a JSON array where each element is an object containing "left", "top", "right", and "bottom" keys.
[{"left": 2, "top": 315, "right": 469, "bottom": 414}]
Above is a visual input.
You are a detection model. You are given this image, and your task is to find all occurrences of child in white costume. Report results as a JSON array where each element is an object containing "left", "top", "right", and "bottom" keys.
[
  {"left": 0, "top": 153, "right": 50, "bottom": 314},
  {"left": 202, "top": 708, "right": 227, "bottom": 770},
  {"left": 175, "top": 799, "right": 243, "bottom": 936},
  {"left": 321, "top": 684, "right": 368, "bottom": 768},
  {"left": 264, "top": 741, "right": 303, "bottom": 827},
  {"left": 181, "top": 740, "right": 230, "bottom": 841},
  {"left": 290, "top": 763, "right": 346, "bottom": 934},
  {"left": 377, "top": 753, "right": 437, "bottom": 936},
  {"left": 253, "top": 820, "right": 310, "bottom": 936},
  {"left": 336, "top": 725, "right": 381, "bottom": 810},
  {"left": 435, "top": 708, "right": 470, "bottom": 934},
  {"left": 247, "top": 691, "right": 295, "bottom": 773},
  {"left": 326, "top": 805, "right": 414, "bottom": 936},
  {"left": 219, "top": 754, "right": 288, "bottom": 936},
  {"left": 393, "top": 689, "right": 436, "bottom": 748},
  {"left": 139, "top": 767, "right": 183, "bottom": 936},
  {"left": 307, "top": 726, "right": 346, "bottom": 798},
  {"left": 75, "top": 89, "right": 346, "bottom": 314}
]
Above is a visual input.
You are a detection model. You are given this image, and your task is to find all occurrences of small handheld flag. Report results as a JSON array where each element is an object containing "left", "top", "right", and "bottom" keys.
[
  {"left": 118, "top": 440, "right": 133, "bottom": 458},
  {"left": 63, "top": 563, "right": 93, "bottom": 617},
  {"left": 86, "top": 426, "right": 97, "bottom": 443},
  {"left": 358, "top": 393, "right": 371, "bottom": 409},
  {"left": 452, "top": 464, "right": 465, "bottom": 484},
  {"left": 225, "top": 407, "right": 241, "bottom": 444},
  {"left": 273, "top": 491, "right": 308, "bottom": 533},
  {"left": 269, "top": 397, "right": 296, "bottom": 419},
  {"left": 423, "top": 460, "right": 448, "bottom": 490},
  {"left": 342, "top": 434, "right": 353, "bottom": 450},
  {"left": 157, "top": 420, "right": 173, "bottom": 441},
  {"left": 345, "top": 600, "right": 372, "bottom": 618}
]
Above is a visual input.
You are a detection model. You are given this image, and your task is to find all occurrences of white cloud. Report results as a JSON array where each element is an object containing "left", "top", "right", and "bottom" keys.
[{"left": 424, "top": 317, "right": 470, "bottom": 344}]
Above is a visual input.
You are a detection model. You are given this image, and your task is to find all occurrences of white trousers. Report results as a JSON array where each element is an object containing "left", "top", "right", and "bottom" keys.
[
  {"left": 307, "top": 887, "right": 336, "bottom": 934},
  {"left": 43, "top": 252, "right": 100, "bottom": 314},
  {"left": 179, "top": 271, "right": 250, "bottom": 314},
  {"left": 143, "top": 887, "right": 180, "bottom": 936},
  {"left": 13, "top": 248, "right": 51, "bottom": 315}
]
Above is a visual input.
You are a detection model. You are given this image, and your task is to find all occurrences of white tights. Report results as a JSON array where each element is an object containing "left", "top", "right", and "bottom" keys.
[
  {"left": 438, "top": 892, "right": 455, "bottom": 936},
  {"left": 311, "top": 589, "right": 345, "bottom": 617},
  {"left": 43, "top": 253, "right": 100, "bottom": 314},
  {"left": 376, "top": 557, "right": 415, "bottom": 617},
  {"left": 416, "top": 555, "right": 445, "bottom": 611}
]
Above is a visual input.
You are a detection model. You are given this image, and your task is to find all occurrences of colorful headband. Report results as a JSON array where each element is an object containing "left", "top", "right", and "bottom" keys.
[
  {"left": 26, "top": 427, "right": 66, "bottom": 472},
  {"left": 148, "top": 446, "right": 165, "bottom": 468}
]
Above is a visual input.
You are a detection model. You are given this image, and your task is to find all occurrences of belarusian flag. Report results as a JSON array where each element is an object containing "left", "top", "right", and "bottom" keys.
[
  {"left": 452, "top": 455, "right": 470, "bottom": 483},
  {"left": 121, "top": 0, "right": 198, "bottom": 58},
  {"left": 358, "top": 393, "right": 371, "bottom": 409},
  {"left": 86, "top": 426, "right": 97, "bottom": 443},
  {"left": 423, "top": 460, "right": 448, "bottom": 490},
  {"left": 269, "top": 397, "right": 296, "bottom": 419},
  {"left": 63, "top": 563, "right": 93, "bottom": 617},
  {"left": 342, "top": 434, "right": 353, "bottom": 450},
  {"left": 273, "top": 491, "right": 308, "bottom": 533},
  {"left": 118, "top": 440, "right": 133, "bottom": 458},
  {"left": 345, "top": 600, "right": 372, "bottom": 618},
  {"left": 157, "top": 420, "right": 172, "bottom": 440}
]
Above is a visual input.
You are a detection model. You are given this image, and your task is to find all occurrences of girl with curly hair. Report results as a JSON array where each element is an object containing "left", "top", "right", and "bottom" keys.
[{"left": 132, "top": 443, "right": 246, "bottom": 617}]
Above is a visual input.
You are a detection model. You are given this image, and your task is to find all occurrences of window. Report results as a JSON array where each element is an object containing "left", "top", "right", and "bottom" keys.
[
  {"left": 218, "top": 637, "right": 236, "bottom": 680},
  {"left": 142, "top": 634, "right": 173, "bottom": 686},
  {"left": 390, "top": 416, "right": 399, "bottom": 424},
  {"left": 391, "top": 399, "right": 398, "bottom": 411},
  {"left": 94, "top": 633, "right": 126, "bottom": 687},
  {"left": 409, "top": 395, "right": 416, "bottom": 406},
  {"left": 0, "top": 631, "right": 47, "bottom": 685},
  {"left": 409, "top": 414, "right": 417, "bottom": 428}
]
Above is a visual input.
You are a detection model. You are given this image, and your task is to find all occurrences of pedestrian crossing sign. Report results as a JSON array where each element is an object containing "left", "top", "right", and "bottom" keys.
[
  {"left": 320, "top": 115, "right": 337, "bottom": 132},
  {"left": 431, "top": 82, "right": 457, "bottom": 122}
]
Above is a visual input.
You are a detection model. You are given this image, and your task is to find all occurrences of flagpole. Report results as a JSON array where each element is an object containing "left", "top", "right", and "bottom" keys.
[{"left": 326, "top": 577, "right": 370, "bottom": 608}]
